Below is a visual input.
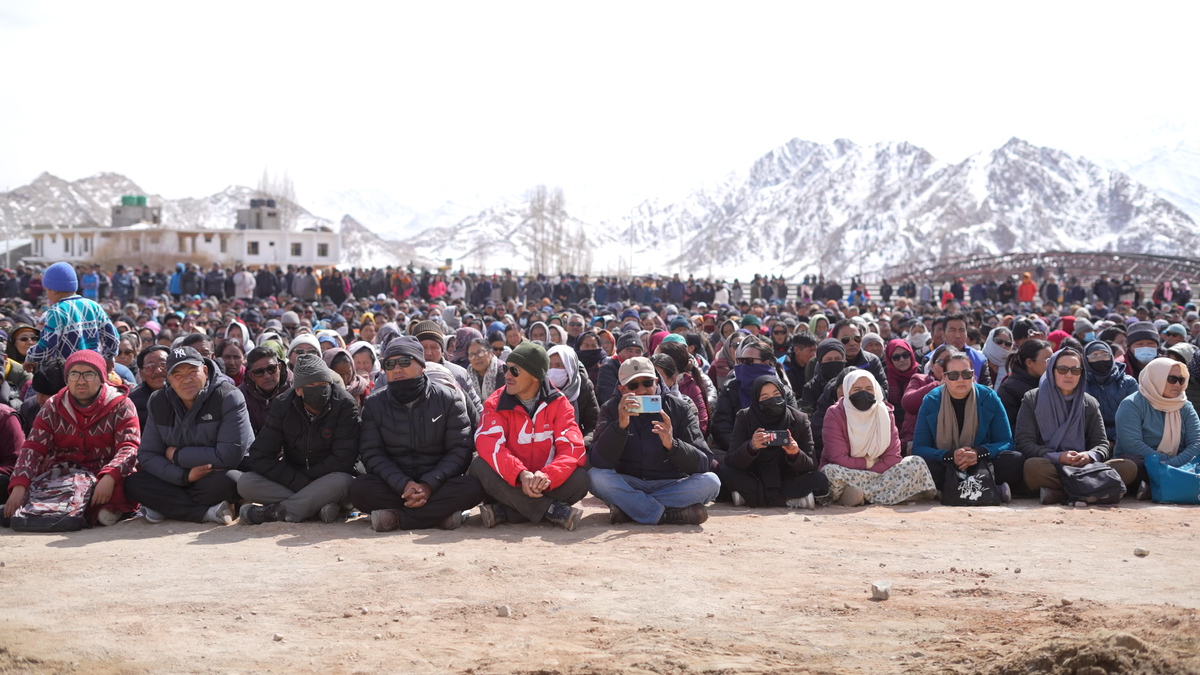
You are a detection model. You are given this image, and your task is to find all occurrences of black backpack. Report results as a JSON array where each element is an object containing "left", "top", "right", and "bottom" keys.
[{"left": 1057, "top": 462, "right": 1126, "bottom": 505}]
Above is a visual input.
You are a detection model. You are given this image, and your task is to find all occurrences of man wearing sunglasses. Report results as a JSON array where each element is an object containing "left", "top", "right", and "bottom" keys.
[
  {"left": 239, "top": 346, "right": 294, "bottom": 435},
  {"left": 911, "top": 350, "right": 1024, "bottom": 502},
  {"left": 831, "top": 319, "right": 888, "bottom": 392},
  {"left": 588, "top": 357, "right": 718, "bottom": 525},
  {"left": 350, "top": 336, "right": 483, "bottom": 532},
  {"left": 129, "top": 345, "right": 170, "bottom": 429},
  {"left": 595, "top": 331, "right": 644, "bottom": 406},
  {"left": 471, "top": 342, "right": 588, "bottom": 531}
]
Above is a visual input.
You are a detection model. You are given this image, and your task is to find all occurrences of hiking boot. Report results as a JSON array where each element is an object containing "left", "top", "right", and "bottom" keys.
[
  {"left": 478, "top": 503, "right": 509, "bottom": 529},
  {"left": 658, "top": 504, "right": 709, "bottom": 526},
  {"left": 204, "top": 501, "right": 235, "bottom": 525},
  {"left": 437, "top": 510, "right": 469, "bottom": 530},
  {"left": 97, "top": 508, "right": 122, "bottom": 527},
  {"left": 318, "top": 502, "right": 341, "bottom": 524},
  {"left": 1040, "top": 487, "right": 1066, "bottom": 505},
  {"left": 837, "top": 486, "right": 865, "bottom": 507},
  {"left": 370, "top": 509, "right": 401, "bottom": 532},
  {"left": 544, "top": 501, "right": 583, "bottom": 531},
  {"left": 786, "top": 494, "right": 815, "bottom": 510},
  {"left": 998, "top": 482, "right": 1012, "bottom": 504},
  {"left": 731, "top": 491, "right": 746, "bottom": 507},
  {"left": 239, "top": 503, "right": 286, "bottom": 525},
  {"left": 139, "top": 505, "right": 165, "bottom": 524},
  {"left": 608, "top": 504, "right": 632, "bottom": 524}
]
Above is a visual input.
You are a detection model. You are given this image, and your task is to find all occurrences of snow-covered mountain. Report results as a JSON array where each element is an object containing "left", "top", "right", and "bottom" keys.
[
  {"left": 307, "top": 188, "right": 487, "bottom": 241},
  {"left": 1105, "top": 141, "right": 1200, "bottom": 222}
]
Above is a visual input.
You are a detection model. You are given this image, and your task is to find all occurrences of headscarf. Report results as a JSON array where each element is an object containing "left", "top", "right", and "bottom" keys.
[
  {"left": 1034, "top": 349, "right": 1087, "bottom": 455},
  {"left": 1138, "top": 357, "right": 1188, "bottom": 455},
  {"left": 526, "top": 321, "right": 549, "bottom": 342},
  {"left": 734, "top": 341, "right": 776, "bottom": 409},
  {"left": 923, "top": 344, "right": 952, "bottom": 375},
  {"left": 982, "top": 326, "right": 1013, "bottom": 389},
  {"left": 224, "top": 320, "right": 251, "bottom": 350},
  {"left": 547, "top": 345, "right": 582, "bottom": 402},
  {"left": 709, "top": 331, "right": 746, "bottom": 384},
  {"left": 648, "top": 330, "right": 670, "bottom": 355},
  {"left": 808, "top": 314, "right": 830, "bottom": 339},
  {"left": 596, "top": 329, "right": 617, "bottom": 357},
  {"left": 745, "top": 375, "right": 791, "bottom": 430},
  {"left": 884, "top": 338, "right": 917, "bottom": 404},
  {"left": 841, "top": 370, "right": 891, "bottom": 468},
  {"left": 6, "top": 324, "right": 36, "bottom": 363},
  {"left": 322, "top": 347, "right": 370, "bottom": 402},
  {"left": 450, "top": 327, "right": 483, "bottom": 364},
  {"left": 1047, "top": 330, "right": 1069, "bottom": 349},
  {"left": 1084, "top": 340, "right": 1118, "bottom": 384},
  {"left": 347, "top": 340, "right": 379, "bottom": 376},
  {"left": 862, "top": 332, "right": 884, "bottom": 356}
]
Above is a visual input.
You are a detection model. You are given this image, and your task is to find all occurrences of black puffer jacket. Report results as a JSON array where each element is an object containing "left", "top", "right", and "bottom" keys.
[
  {"left": 359, "top": 377, "right": 473, "bottom": 494},
  {"left": 997, "top": 366, "right": 1039, "bottom": 431},
  {"left": 710, "top": 376, "right": 797, "bottom": 455},
  {"left": 590, "top": 389, "right": 711, "bottom": 481},
  {"left": 246, "top": 385, "right": 361, "bottom": 493}
]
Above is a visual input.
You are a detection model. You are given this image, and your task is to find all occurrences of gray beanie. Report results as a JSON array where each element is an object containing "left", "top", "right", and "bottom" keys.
[{"left": 293, "top": 352, "right": 339, "bottom": 388}]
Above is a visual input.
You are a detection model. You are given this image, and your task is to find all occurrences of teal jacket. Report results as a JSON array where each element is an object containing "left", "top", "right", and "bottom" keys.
[
  {"left": 911, "top": 383, "right": 1015, "bottom": 462},
  {"left": 1114, "top": 392, "right": 1200, "bottom": 467}
]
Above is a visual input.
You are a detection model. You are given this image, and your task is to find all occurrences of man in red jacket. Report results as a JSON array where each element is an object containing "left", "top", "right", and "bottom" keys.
[
  {"left": 4, "top": 349, "right": 139, "bottom": 532},
  {"left": 471, "top": 342, "right": 588, "bottom": 530}
]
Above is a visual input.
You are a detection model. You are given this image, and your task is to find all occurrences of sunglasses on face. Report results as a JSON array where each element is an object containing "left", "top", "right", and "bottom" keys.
[
  {"left": 626, "top": 378, "right": 656, "bottom": 391},
  {"left": 840, "top": 335, "right": 862, "bottom": 344},
  {"left": 249, "top": 363, "right": 280, "bottom": 377},
  {"left": 567, "top": 322, "right": 584, "bottom": 328},
  {"left": 16, "top": 335, "right": 37, "bottom": 343},
  {"left": 944, "top": 369, "right": 974, "bottom": 381},
  {"left": 505, "top": 365, "right": 523, "bottom": 377},
  {"left": 890, "top": 352, "right": 911, "bottom": 363},
  {"left": 1054, "top": 365, "right": 1082, "bottom": 376},
  {"left": 737, "top": 357, "right": 764, "bottom": 366},
  {"left": 382, "top": 357, "right": 413, "bottom": 371},
  {"left": 492, "top": 346, "right": 505, "bottom": 354},
  {"left": 994, "top": 340, "right": 1013, "bottom": 348},
  {"left": 1167, "top": 374, "right": 1186, "bottom": 385}
]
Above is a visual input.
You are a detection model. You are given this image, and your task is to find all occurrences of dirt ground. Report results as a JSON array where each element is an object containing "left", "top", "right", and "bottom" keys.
[{"left": 1, "top": 498, "right": 1199, "bottom": 675}]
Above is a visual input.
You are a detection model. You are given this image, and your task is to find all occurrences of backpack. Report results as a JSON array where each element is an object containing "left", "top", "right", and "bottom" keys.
[
  {"left": 941, "top": 458, "right": 1002, "bottom": 507},
  {"left": 1057, "top": 462, "right": 1126, "bottom": 505}
]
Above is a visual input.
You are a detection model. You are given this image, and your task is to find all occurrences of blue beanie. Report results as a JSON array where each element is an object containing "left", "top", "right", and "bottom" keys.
[{"left": 43, "top": 262, "right": 78, "bottom": 293}]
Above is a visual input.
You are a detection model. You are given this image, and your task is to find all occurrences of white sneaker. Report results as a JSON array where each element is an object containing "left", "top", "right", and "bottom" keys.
[
  {"left": 97, "top": 509, "right": 121, "bottom": 527},
  {"left": 204, "top": 501, "right": 234, "bottom": 525},
  {"left": 786, "top": 494, "right": 816, "bottom": 510},
  {"left": 731, "top": 491, "right": 746, "bottom": 507},
  {"left": 139, "top": 506, "right": 165, "bottom": 524}
]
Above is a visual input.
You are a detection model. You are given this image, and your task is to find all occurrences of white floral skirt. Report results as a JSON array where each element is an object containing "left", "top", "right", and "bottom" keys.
[{"left": 820, "top": 455, "right": 936, "bottom": 506}]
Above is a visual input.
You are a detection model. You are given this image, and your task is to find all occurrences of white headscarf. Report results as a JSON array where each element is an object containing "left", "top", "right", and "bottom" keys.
[
  {"left": 547, "top": 344, "right": 582, "bottom": 402},
  {"left": 1138, "top": 358, "right": 1189, "bottom": 455},
  {"left": 841, "top": 370, "right": 891, "bottom": 468},
  {"left": 982, "top": 327, "right": 1013, "bottom": 390}
]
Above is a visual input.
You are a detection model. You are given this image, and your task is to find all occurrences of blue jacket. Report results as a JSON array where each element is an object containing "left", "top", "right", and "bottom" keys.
[
  {"left": 912, "top": 383, "right": 1015, "bottom": 462},
  {"left": 1084, "top": 361, "right": 1139, "bottom": 440},
  {"left": 1114, "top": 392, "right": 1200, "bottom": 467}
]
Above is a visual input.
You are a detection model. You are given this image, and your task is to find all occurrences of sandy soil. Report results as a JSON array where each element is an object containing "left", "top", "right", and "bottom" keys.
[{"left": 1, "top": 498, "right": 1199, "bottom": 675}]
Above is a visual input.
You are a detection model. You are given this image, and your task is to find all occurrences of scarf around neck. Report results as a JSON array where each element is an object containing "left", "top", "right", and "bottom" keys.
[{"left": 936, "top": 383, "right": 978, "bottom": 454}]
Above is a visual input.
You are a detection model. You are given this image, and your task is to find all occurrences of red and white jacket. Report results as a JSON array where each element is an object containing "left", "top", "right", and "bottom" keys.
[{"left": 475, "top": 382, "right": 584, "bottom": 489}]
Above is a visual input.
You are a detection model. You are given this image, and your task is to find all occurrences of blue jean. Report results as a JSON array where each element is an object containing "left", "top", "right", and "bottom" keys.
[{"left": 588, "top": 468, "right": 721, "bottom": 524}]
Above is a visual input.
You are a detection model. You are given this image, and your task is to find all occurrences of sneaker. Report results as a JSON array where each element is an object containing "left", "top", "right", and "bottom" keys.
[
  {"left": 318, "top": 502, "right": 341, "bottom": 524},
  {"left": 658, "top": 504, "right": 709, "bottom": 526},
  {"left": 544, "top": 501, "right": 583, "bottom": 531},
  {"left": 97, "top": 509, "right": 122, "bottom": 527},
  {"left": 998, "top": 482, "right": 1012, "bottom": 504},
  {"left": 239, "top": 503, "right": 286, "bottom": 526},
  {"left": 478, "top": 503, "right": 509, "bottom": 529},
  {"left": 1039, "top": 487, "right": 1066, "bottom": 505},
  {"left": 204, "top": 501, "right": 235, "bottom": 525},
  {"left": 139, "top": 506, "right": 165, "bottom": 524},
  {"left": 608, "top": 504, "right": 632, "bottom": 524},
  {"left": 837, "top": 486, "right": 865, "bottom": 507},
  {"left": 437, "top": 510, "right": 469, "bottom": 530},
  {"left": 786, "top": 494, "right": 816, "bottom": 510},
  {"left": 731, "top": 491, "right": 746, "bottom": 507},
  {"left": 1136, "top": 482, "right": 1152, "bottom": 501},
  {"left": 370, "top": 509, "right": 401, "bottom": 533}
]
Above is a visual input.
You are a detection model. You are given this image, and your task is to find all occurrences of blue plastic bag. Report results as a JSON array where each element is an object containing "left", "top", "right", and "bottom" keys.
[{"left": 1144, "top": 453, "right": 1200, "bottom": 505}]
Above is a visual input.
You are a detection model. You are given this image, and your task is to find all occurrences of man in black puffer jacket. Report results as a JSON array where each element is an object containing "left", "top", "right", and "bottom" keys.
[
  {"left": 237, "top": 354, "right": 361, "bottom": 525},
  {"left": 349, "top": 336, "right": 483, "bottom": 532}
]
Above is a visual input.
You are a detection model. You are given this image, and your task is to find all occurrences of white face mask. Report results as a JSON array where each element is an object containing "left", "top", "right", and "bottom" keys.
[
  {"left": 548, "top": 367, "right": 569, "bottom": 388},
  {"left": 336, "top": 326, "right": 348, "bottom": 337},
  {"left": 907, "top": 332, "right": 930, "bottom": 349}
]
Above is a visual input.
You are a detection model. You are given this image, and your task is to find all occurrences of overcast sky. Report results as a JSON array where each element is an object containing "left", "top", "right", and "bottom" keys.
[{"left": 1, "top": 1, "right": 1196, "bottom": 214}]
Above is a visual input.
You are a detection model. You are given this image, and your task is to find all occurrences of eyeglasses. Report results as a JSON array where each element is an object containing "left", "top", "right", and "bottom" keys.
[
  {"left": 944, "top": 369, "right": 974, "bottom": 381},
  {"left": 506, "top": 365, "right": 523, "bottom": 377},
  {"left": 839, "top": 335, "right": 862, "bottom": 344},
  {"left": 250, "top": 363, "right": 280, "bottom": 377},
  {"left": 16, "top": 335, "right": 37, "bottom": 343},
  {"left": 142, "top": 362, "right": 167, "bottom": 373},
  {"left": 567, "top": 322, "right": 584, "bottom": 328},
  {"left": 382, "top": 357, "right": 413, "bottom": 371},
  {"left": 626, "top": 378, "right": 656, "bottom": 390},
  {"left": 994, "top": 340, "right": 1013, "bottom": 348},
  {"left": 67, "top": 371, "right": 99, "bottom": 383},
  {"left": 890, "top": 352, "right": 911, "bottom": 363},
  {"left": 467, "top": 351, "right": 488, "bottom": 361},
  {"left": 1167, "top": 374, "right": 1186, "bottom": 385},
  {"left": 119, "top": 349, "right": 136, "bottom": 356},
  {"left": 737, "top": 357, "right": 764, "bottom": 366},
  {"left": 1054, "top": 365, "right": 1083, "bottom": 376}
]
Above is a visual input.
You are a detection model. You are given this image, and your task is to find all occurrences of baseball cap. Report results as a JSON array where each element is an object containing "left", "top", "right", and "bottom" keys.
[
  {"left": 618, "top": 356, "right": 656, "bottom": 386},
  {"left": 166, "top": 346, "right": 205, "bottom": 375}
]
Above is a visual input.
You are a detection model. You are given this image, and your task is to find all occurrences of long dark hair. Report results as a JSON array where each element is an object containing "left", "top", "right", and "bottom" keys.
[{"left": 1007, "top": 338, "right": 1052, "bottom": 375}]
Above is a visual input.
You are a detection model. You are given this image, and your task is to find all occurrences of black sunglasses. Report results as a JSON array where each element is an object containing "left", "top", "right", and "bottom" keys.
[
  {"left": 994, "top": 339, "right": 1013, "bottom": 348},
  {"left": 249, "top": 363, "right": 279, "bottom": 377},
  {"left": 840, "top": 335, "right": 862, "bottom": 344},
  {"left": 1054, "top": 365, "right": 1083, "bottom": 376},
  {"left": 506, "top": 365, "right": 523, "bottom": 377},
  {"left": 626, "top": 378, "right": 656, "bottom": 390},
  {"left": 382, "top": 357, "right": 413, "bottom": 371},
  {"left": 944, "top": 369, "right": 974, "bottom": 381},
  {"left": 1167, "top": 374, "right": 1186, "bottom": 385},
  {"left": 737, "top": 357, "right": 764, "bottom": 366},
  {"left": 890, "top": 352, "right": 911, "bottom": 362}
]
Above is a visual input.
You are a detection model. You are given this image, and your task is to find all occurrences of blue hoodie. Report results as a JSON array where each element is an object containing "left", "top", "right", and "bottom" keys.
[{"left": 169, "top": 263, "right": 183, "bottom": 295}]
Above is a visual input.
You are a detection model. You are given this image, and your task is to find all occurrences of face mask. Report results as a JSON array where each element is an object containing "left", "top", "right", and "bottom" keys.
[
  {"left": 519, "top": 318, "right": 528, "bottom": 327},
  {"left": 820, "top": 361, "right": 846, "bottom": 381},
  {"left": 1083, "top": 332, "right": 1095, "bottom": 342},
  {"left": 848, "top": 390, "right": 876, "bottom": 411},
  {"left": 758, "top": 395, "right": 785, "bottom": 418},
  {"left": 577, "top": 348, "right": 604, "bottom": 368},
  {"left": 1088, "top": 359, "right": 1113, "bottom": 374},
  {"left": 734, "top": 362, "right": 774, "bottom": 385},
  {"left": 548, "top": 367, "right": 569, "bottom": 388},
  {"left": 300, "top": 384, "right": 332, "bottom": 411},
  {"left": 388, "top": 374, "right": 427, "bottom": 405},
  {"left": 336, "top": 325, "right": 348, "bottom": 337},
  {"left": 703, "top": 325, "right": 716, "bottom": 334},
  {"left": 907, "top": 332, "right": 930, "bottom": 349},
  {"left": 1133, "top": 347, "right": 1158, "bottom": 363}
]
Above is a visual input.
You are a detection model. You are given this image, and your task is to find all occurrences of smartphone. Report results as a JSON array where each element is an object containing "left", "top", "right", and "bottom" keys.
[
  {"left": 765, "top": 430, "right": 789, "bottom": 447},
  {"left": 630, "top": 395, "right": 662, "bottom": 414}
]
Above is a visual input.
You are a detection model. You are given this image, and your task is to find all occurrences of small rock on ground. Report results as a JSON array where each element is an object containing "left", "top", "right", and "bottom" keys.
[
  {"left": 1134, "top": 547, "right": 1150, "bottom": 557},
  {"left": 497, "top": 605, "right": 512, "bottom": 618},
  {"left": 871, "top": 581, "right": 892, "bottom": 601}
]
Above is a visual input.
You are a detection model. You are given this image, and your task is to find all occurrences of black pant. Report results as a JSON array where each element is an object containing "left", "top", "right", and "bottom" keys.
[
  {"left": 349, "top": 474, "right": 483, "bottom": 530},
  {"left": 717, "top": 464, "right": 829, "bottom": 507},
  {"left": 0, "top": 474, "right": 9, "bottom": 527},
  {"left": 468, "top": 457, "right": 589, "bottom": 523},
  {"left": 125, "top": 471, "right": 239, "bottom": 523},
  {"left": 922, "top": 450, "right": 1026, "bottom": 492}
]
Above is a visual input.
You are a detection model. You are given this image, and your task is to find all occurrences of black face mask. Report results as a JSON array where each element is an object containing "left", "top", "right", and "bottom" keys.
[
  {"left": 577, "top": 348, "right": 604, "bottom": 369},
  {"left": 1088, "top": 359, "right": 1113, "bottom": 375},
  {"left": 848, "top": 390, "right": 876, "bottom": 411},
  {"left": 300, "top": 384, "right": 332, "bottom": 412},
  {"left": 758, "top": 395, "right": 786, "bottom": 419},
  {"left": 388, "top": 374, "right": 427, "bottom": 405},
  {"left": 820, "top": 361, "right": 846, "bottom": 381}
]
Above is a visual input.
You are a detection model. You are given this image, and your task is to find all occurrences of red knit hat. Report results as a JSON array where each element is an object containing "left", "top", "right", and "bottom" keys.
[{"left": 64, "top": 349, "right": 107, "bottom": 377}]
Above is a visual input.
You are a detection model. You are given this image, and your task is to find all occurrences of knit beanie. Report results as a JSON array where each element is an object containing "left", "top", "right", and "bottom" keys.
[
  {"left": 32, "top": 363, "right": 66, "bottom": 396},
  {"left": 384, "top": 335, "right": 426, "bottom": 367},
  {"left": 741, "top": 314, "right": 762, "bottom": 328},
  {"left": 43, "top": 262, "right": 78, "bottom": 293},
  {"left": 288, "top": 334, "right": 321, "bottom": 354},
  {"left": 615, "top": 331, "right": 642, "bottom": 354},
  {"left": 669, "top": 315, "right": 691, "bottom": 332},
  {"left": 1126, "top": 321, "right": 1160, "bottom": 346},
  {"left": 292, "top": 352, "right": 339, "bottom": 388},
  {"left": 414, "top": 320, "right": 444, "bottom": 346},
  {"left": 1074, "top": 317, "right": 1095, "bottom": 336},
  {"left": 64, "top": 349, "right": 107, "bottom": 378},
  {"left": 281, "top": 311, "right": 300, "bottom": 326},
  {"left": 506, "top": 341, "right": 549, "bottom": 381}
]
